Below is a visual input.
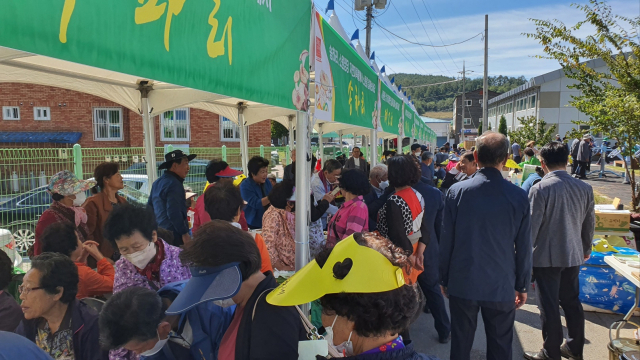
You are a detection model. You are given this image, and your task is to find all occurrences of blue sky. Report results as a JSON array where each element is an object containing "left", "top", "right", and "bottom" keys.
[{"left": 315, "top": 0, "right": 639, "bottom": 79}]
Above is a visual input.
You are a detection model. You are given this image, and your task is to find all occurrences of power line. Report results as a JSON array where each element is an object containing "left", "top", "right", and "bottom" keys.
[
  {"left": 377, "top": 25, "right": 430, "bottom": 75},
  {"left": 375, "top": 21, "right": 483, "bottom": 48},
  {"left": 402, "top": 78, "right": 462, "bottom": 88},
  {"left": 417, "top": 0, "right": 460, "bottom": 71},
  {"left": 388, "top": 1, "right": 452, "bottom": 76}
]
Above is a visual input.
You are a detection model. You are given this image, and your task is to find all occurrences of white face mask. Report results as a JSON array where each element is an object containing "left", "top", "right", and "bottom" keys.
[
  {"left": 213, "top": 298, "right": 236, "bottom": 308},
  {"left": 72, "top": 192, "right": 86, "bottom": 207},
  {"left": 415, "top": 151, "right": 422, "bottom": 158},
  {"left": 230, "top": 222, "right": 242, "bottom": 229},
  {"left": 139, "top": 330, "right": 169, "bottom": 356},
  {"left": 378, "top": 180, "right": 389, "bottom": 190},
  {"left": 123, "top": 242, "right": 157, "bottom": 269},
  {"left": 324, "top": 315, "right": 354, "bottom": 357}
]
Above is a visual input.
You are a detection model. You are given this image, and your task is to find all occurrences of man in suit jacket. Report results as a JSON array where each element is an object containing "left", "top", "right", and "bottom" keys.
[
  {"left": 575, "top": 135, "right": 591, "bottom": 179},
  {"left": 362, "top": 164, "right": 389, "bottom": 231},
  {"left": 344, "top": 147, "right": 368, "bottom": 173},
  {"left": 440, "top": 131, "right": 532, "bottom": 360},
  {"left": 524, "top": 142, "right": 594, "bottom": 360},
  {"left": 413, "top": 175, "right": 451, "bottom": 344}
]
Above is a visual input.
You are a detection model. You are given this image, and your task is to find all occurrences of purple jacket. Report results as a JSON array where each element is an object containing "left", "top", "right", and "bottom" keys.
[{"left": 110, "top": 239, "right": 191, "bottom": 360}]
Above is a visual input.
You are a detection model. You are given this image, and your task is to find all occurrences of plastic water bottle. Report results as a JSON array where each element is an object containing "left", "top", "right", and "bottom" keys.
[
  {"left": 11, "top": 171, "right": 19, "bottom": 192},
  {"left": 30, "top": 172, "right": 36, "bottom": 190},
  {"left": 39, "top": 171, "right": 47, "bottom": 187}
]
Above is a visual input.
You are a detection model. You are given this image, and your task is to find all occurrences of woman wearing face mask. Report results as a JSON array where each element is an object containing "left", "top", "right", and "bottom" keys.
[
  {"left": 103, "top": 203, "right": 190, "bottom": 360},
  {"left": 518, "top": 147, "right": 541, "bottom": 169},
  {"left": 326, "top": 169, "right": 370, "bottom": 248},
  {"left": 34, "top": 170, "right": 96, "bottom": 256},
  {"left": 267, "top": 232, "right": 439, "bottom": 360},
  {"left": 311, "top": 159, "right": 343, "bottom": 229},
  {"left": 261, "top": 181, "right": 297, "bottom": 271}
]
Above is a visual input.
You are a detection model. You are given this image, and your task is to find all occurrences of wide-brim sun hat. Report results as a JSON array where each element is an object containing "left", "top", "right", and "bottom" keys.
[{"left": 48, "top": 170, "right": 96, "bottom": 196}]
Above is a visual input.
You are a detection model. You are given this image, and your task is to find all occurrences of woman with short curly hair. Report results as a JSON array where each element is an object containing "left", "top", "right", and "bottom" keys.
[{"left": 266, "top": 232, "right": 439, "bottom": 359}]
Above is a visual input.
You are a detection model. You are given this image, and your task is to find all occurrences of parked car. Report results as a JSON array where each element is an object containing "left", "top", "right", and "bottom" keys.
[
  {"left": 0, "top": 184, "right": 149, "bottom": 254},
  {"left": 0, "top": 229, "right": 22, "bottom": 267},
  {"left": 121, "top": 160, "right": 210, "bottom": 194}
]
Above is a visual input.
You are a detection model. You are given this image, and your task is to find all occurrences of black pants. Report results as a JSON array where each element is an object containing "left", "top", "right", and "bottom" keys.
[
  {"left": 417, "top": 238, "right": 451, "bottom": 339},
  {"left": 533, "top": 266, "right": 585, "bottom": 360},
  {"left": 576, "top": 161, "right": 587, "bottom": 178},
  {"left": 449, "top": 295, "right": 515, "bottom": 360},
  {"left": 514, "top": 156, "right": 522, "bottom": 164}
]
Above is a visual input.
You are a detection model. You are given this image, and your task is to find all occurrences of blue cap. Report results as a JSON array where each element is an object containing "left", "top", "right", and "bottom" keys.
[{"left": 165, "top": 262, "right": 242, "bottom": 315}]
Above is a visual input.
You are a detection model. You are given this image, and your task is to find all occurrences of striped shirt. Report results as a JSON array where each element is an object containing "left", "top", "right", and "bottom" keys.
[{"left": 326, "top": 196, "right": 369, "bottom": 247}]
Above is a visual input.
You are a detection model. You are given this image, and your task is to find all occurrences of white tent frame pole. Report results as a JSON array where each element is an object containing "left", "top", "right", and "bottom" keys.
[
  {"left": 370, "top": 129, "right": 378, "bottom": 168},
  {"left": 288, "top": 115, "right": 295, "bottom": 164},
  {"left": 237, "top": 103, "right": 249, "bottom": 175},
  {"left": 294, "top": 110, "right": 310, "bottom": 272},
  {"left": 140, "top": 86, "right": 158, "bottom": 185},
  {"left": 338, "top": 130, "right": 343, "bottom": 153},
  {"left": 318, "top": 123, "right": 324, "bottom": 168}
]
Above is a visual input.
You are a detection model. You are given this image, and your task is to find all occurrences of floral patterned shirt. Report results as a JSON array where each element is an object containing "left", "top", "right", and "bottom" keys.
[
  {"left": 36, "top": 311, "right": 73, "bottom": 360},
  {"left": 262, "top": 206, "right": 296, "bottom": 269}
]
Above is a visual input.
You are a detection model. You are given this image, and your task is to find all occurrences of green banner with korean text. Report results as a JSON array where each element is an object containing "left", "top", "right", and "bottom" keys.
[
  {"left": 313, "top": 11, "right": 378, "bottom": 129},
  {"left": 403, "top": 104, "right": 414, "bottom": 138},
  {"left": 379, "top": 80, "right": 402, "bottom": 136},
  {"left": 0, "top": 0, "right": 311, "bottom": 111}
]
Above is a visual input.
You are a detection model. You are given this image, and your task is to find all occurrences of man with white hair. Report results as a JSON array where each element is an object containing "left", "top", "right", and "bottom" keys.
[{"left": 363, "top": 164, "right": 391, "bottom": 231}]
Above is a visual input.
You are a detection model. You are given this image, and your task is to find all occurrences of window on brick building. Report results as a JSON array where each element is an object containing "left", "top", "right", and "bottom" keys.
[
  {"left": 3, "top": 106, "right": 20, "bottom": 120},
  {"left": 464, "top": 100, "right": 472, "bottom": 106},
  {"left": 93, "top": 107, "right": 123, "bottom": 141},
  {"left": 220, "top": 116, "right": 241, "bottom": 141},
  {"left": 463, "top": 118, "right": 471, "bottom": 125},
  {"left": 34, "top": 107, "right": 51, "bottom": 121},
  {"left": 161, "top": 108, "right": 190, "bottom": 141}
]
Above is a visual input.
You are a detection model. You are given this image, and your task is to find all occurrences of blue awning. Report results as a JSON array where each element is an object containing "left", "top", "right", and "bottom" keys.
[{"left": 0, "top": 132, "right": 82, "bottom": 144}]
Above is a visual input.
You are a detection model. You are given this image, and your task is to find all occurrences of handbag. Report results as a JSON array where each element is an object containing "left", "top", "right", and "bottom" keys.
[{"left": 253, "top": 289, "right": 342, "bottom": 358}]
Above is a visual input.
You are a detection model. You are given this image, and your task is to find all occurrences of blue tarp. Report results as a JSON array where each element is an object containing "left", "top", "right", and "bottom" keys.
[
  {"left": 580, "top": 246, "right": 639, "bottom": 314},
  {"left": 0, "top": 132, "right": 82, "bottom": 144}
]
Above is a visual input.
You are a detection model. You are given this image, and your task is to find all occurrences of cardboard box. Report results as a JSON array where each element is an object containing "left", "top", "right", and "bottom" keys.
[{"left": 595, "top": 209, "right": 630, "bottom": 232}]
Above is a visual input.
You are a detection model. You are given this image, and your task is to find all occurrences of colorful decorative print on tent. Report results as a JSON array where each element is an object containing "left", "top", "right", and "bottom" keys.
[{"left": 0, "top": 0, "right": 311, "bottom": 111}]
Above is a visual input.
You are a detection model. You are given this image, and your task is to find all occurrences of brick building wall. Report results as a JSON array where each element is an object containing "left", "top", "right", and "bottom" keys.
[{"left": 0, "top": 83, "right": 271, "bottom": 148}]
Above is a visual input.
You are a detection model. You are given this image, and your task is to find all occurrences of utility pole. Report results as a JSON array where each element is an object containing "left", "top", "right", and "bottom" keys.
[
  {"left": 482, "top": 14, "right": 489, "bottom": 131},
  {"left": 365, "top": 5, "right": 373, "bottom": 58},
  {"left": 460, "top": 61, "right": 466, "bottom": 144}
]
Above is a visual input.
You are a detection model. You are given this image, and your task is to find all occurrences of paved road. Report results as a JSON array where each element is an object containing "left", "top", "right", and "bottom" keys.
[{"left": 410, "top": 284, "right": 628, "bottom": 360}]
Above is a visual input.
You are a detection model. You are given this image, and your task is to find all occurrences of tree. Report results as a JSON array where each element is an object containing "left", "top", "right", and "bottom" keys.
[
  {"left": 507, "top": 116, "right": 557, "bottom": 149},
  {"left": 527, "top": 0, "right": 640, "bottom": 210},
  {"left": 498, "top": 115, "right": 508, "bottom": 137},
  {"left": 478, "top": 123, "right": 483, "bottom": 136},
  {"left": 271, "top": 121, "right": 289, "bottom": 142}
]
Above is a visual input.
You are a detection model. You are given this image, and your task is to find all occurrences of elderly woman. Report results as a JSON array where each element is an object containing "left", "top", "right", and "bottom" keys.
[
  {"left": 34, "top": 170, "right": 96, "bottom": 256},
  {"left": 84, "top": 162, "right": 126, "bottom": 262},
  {"left": 378, "top": 155, "right": 427, "bottom": 285},
  {"left": 15, "top": 253, "right": 107, "bottom": 359},
  {"left": 311, "top": 159, "right": 343, "bottom": 229},
  {"left": 103, "top": 203, "right": 190, "bottom": 360},
  {"left": 240, "top": 156, "right": 273, "bottom": 229},
  {"left": 262, "top": 181, "right": 296, "bottom": 271},
  {"left": 267, "top": 232, "right": 439, "bottom": 360},
  {"left": 326, "top": 169, "right": 370, "bottom": 248}
]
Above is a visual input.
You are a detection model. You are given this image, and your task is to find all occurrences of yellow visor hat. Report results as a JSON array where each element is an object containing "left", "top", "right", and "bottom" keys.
[
  {"left": 505, "top": 159, "right": 522, "bottom": 169},
  {"left": 267, "top": 235, "right": 406, "bottom": 306}
]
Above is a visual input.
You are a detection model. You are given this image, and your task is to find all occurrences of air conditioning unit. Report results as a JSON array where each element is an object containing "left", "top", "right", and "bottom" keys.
[
  {"left": 354, "top": 0, "right": 371, "bottom": 11},
  {"left": 373, "top": 0, "right": 387, "bottom": 9}
]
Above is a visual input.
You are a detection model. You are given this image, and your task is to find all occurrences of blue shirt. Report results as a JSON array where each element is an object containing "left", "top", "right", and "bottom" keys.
[
  {"left": 240, "top": 177, "right": 273, "bottom": 229},
  {"left": 440, "top": 167, "right": 532, "bottom": 302},
  {"left": 512, "top": 143, "right": 521, "bottom": 156},
  {"left": 0, "top": 331, "right": 51, "bottom": 360},
  {"left": 148, "top": 171, "right": 189, "bottom": 242},
  {"left": 521, "top": 172, "right": 542, "bottom": 194},
  {"left": 420, "top": 163, "right": 434, "bottom": 186}
]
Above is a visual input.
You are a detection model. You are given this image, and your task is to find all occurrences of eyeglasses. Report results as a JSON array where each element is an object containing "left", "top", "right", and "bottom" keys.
[{"left": 18, "top": 285, "right": 44, "bottom": 295}]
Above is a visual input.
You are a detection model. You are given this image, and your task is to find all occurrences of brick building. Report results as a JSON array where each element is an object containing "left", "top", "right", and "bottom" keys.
[
  {"left": 452, "top": 89, "right": 500, "bottom": 143},
  {"left": 0, "top": 83, "right": 272, "bottom": 148}
]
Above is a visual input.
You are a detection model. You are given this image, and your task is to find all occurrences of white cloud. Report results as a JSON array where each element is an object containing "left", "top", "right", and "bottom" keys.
[{"left": 366, "top": 0, "right": 638, "bottom": 78}]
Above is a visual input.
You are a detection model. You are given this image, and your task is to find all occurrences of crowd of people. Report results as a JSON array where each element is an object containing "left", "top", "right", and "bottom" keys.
[{"left": 0, "top": 131, "right": 596, "bottom": 360}]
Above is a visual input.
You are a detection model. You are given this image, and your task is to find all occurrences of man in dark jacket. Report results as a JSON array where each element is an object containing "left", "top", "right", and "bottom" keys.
[
  {"left": 148, "top": 150, "right": 196, "bottom": 246},
  {"left": 283, "top": 149, "right": 296, "bottom": 181},
  {"left": 413, "top": 176, "right": 451, "bottom": 344},
  {"left": 575, "top": 135, "right": 591, "bottom": 180},
  {"left": 440, "top": 132, "right": 532, "bottom": 360},
  {"left": 363, "top": 164, "right": 389, "bottom": 231},
  {"left": 344, "top": 147, "right": 369, "bottom": 174},
  {"left": 524, "top": 142, "right": 594, "bottom": 360},
  {"left": 174, "top": 221, "right": 305, "bottom": 360},
  {"left": 420, "top": 151, "right": 435, "bottom": 187}
]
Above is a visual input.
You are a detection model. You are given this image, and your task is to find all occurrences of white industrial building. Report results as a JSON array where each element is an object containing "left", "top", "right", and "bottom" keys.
[
  {"left": 487, "top": 58, "right": 608, "bottom": 136},
  {"left": 421, "top": 117, "right": 451, "bottom": 147}
]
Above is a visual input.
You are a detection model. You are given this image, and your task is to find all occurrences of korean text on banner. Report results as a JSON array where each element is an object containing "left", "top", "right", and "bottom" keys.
[
  {"left": 313, "top": 11, "right": 378, "bottom": 129},
  {"left": 0, "top": 0, "right": 311, "bottom": 111},
  {"left": 379, "top": 80, "right": 402, "bottom": 136}
]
